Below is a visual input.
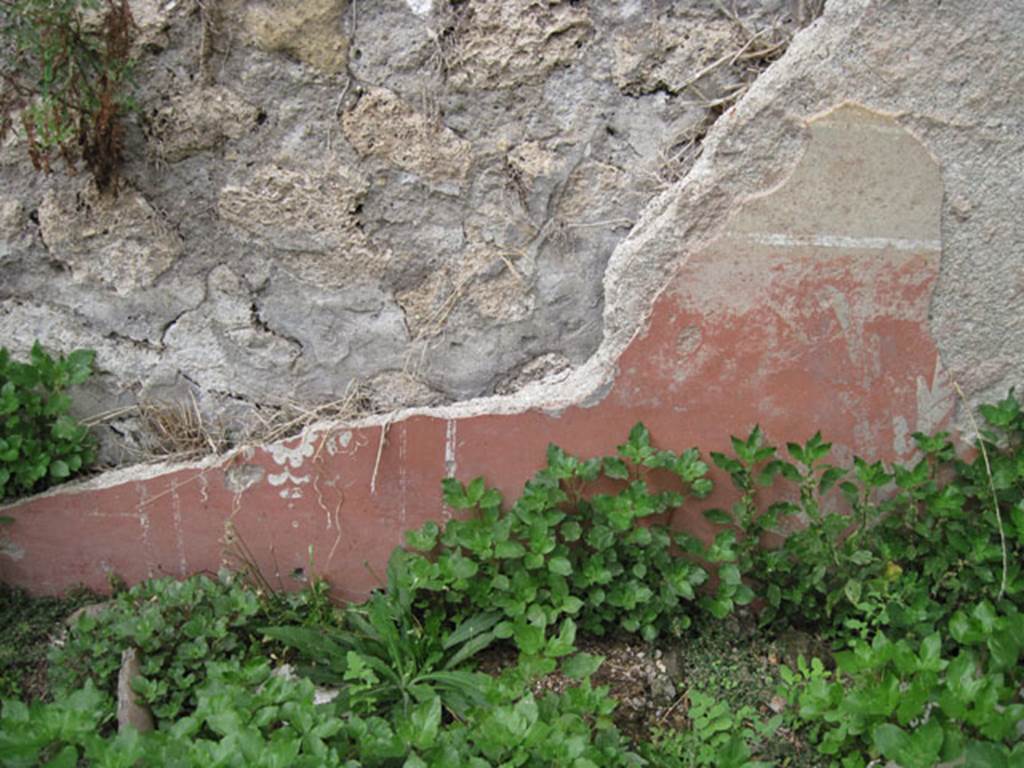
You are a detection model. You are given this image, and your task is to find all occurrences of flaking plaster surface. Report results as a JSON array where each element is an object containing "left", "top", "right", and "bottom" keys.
[
  {"left": 1, "top": 100, "right": 952, "bottom": 597},
  {"left": 0, "top": 0, "right": 1021, "bottom": 469}
]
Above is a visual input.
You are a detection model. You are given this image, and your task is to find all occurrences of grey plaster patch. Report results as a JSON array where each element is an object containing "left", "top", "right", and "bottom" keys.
[
  {"left": 341, "top": 87, "right": 472, "bottom": 182},
  {"left": 240, "top": 0, "right": 350, "bottom": 74},
  {"left": 1, "top": 0, "right": 1019, "bottom": 472},
  {"left": 37, "top": 180, "right": 182, "bottom": 294},
  {"left": 159, "top": 265, "right": 303, "bottom": 399},
  {"left": 146, "top": 86, "right": 260, "bottom": 163},
  {"left": 218, "top": 164, "right": 386, "bottom": 287}
]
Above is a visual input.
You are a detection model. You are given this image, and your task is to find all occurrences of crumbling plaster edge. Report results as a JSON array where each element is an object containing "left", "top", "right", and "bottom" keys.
[{"left": 2, "top": 6, "right": 860, "bottom": 503}]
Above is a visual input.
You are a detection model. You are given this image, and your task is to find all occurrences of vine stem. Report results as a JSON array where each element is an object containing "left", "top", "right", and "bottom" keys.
[{"left": 953, "top": 381, "right": 1009, "bottom": 601}]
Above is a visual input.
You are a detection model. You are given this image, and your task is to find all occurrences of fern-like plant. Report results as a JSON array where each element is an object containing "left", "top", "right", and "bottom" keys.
[{"left": 0, "top": 0, "right": 136, "bottom": 191}]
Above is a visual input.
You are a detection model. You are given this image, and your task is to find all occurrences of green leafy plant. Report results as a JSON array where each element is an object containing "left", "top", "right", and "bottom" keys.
[
  {"left": 704, "top": 425, "right": 971, "bottom": 641},
  {"left": 0, "top": 0, "right": 136, "bottom": 190},
  {"left": 781, "top": 604, "right": 1024, "bottom": 767},
  {"left": 144, "top": 660, "right": 352, "bottom": 768},
  {"left": 401, "top": 423, "right": 715, "bottom": 650},
  {"left": 0, "top": 680, "right": 118, "bottom": 767},
  {"left": 3, "top": 657, "right": 643, "bottom": 768},
  {"left": 1, "top": 661, "right": 352, "bottom": 768},
  {"left": 48, "top": 572, "right": 331, "bottom": 724},
  {"left": 0, "top": 343, "right": 96, "bottom": 500},
  {"left": 641, "top": 689, "right": 779, "bottom": 768},
  {"left": 261, "top": 569, "right": 501, "bottom": 721}
]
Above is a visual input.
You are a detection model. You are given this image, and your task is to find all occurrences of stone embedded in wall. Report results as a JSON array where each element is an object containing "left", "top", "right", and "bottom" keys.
[
  {"left": 37, "top": 181, "right": 181, "bottom": 295},
  {"left": 218, "top": 164, "right": 386, "bottom": 287},
  {"left": 494, "top": 352, "right": 572, "bottom": 395},
  {"left": 159, "top": 265, "right": 302, "bottom": 398},
  {"left": 471, "top": 269, "right": 534, "bottom": 322},
  {"left": 395, "top": 241, "right": 533, "bottom": 339},
  {"left": 128, "top": 0, "right": 176, "bottom": 51},
  {"left": 364, "top": 370, "right": 444, "bottom": 412},
  {"left": 341, "top": 87, "right": 472, "bottom": 183},
  {"left": 446, "top": 0, "right": 593, "bottom": 90},
  {"left": 242, "top": 0, "right": 349, "bottom": 74},
  {"left": 146, "top": 86, "right": 260, "bottom": 163},
  {"left": 611, "top": 13, "right": 742, "bottom": 99},
  {"left": 396, "top": 270, "right": 450, "bottom": 340},
  {"left": 557, "top": 161, "right": 634, "bottom": 225},
  {"left": 506, "top": 141, "right": 562, "bottom": 185},
  {"left": 0, "top": 198, "right": 25, "bottom": 262},
  {"left": 463, "top": 244, "right": 534, "bottom": 323}
]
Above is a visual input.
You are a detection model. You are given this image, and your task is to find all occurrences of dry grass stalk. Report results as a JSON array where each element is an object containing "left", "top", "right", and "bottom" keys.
[
  {"left": 241, "top": 380, "right": 371, "bottom": 448},
  {"left": 138, "top": 393, "right": 228, "bottom": 461},
  {"left": 222, "top": 519, "right": 281, "bottom": 595}
]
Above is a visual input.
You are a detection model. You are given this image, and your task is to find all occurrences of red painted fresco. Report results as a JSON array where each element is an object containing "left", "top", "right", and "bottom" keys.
[{"left": 0, "top": 104, "right": 954, "bottom": 597}]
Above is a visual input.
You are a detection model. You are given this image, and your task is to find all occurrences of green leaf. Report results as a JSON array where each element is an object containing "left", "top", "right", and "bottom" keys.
[
  {"left": 42, "top": 745, "right": 79, "bottom": 768},
  {"left": 560, "top": 520, "right": 582, "bottom": 542},
  {"left": 603, "top": 458, "right": 630, "bottom": 480},
  {"left": 703, "top": 508, "right": 732, "bottom": 526},
  {"left": 849, "top": 549, "right": 874, "bottom": 565},
  {"left": 466, "top": 477, "right": 486, "bottom": 505},
  {"left": 562, "top": 652, "right": 604, "bottom": 680},
  {"left": 441, "top": 477, "right": 469, "bottom": 509},
  {"left": 627, "top": 423, "right": 651, "bottom": 451},
  {"left": 843, "top": 579, "right": 862, "bottom": 605},
  {"left": 703, "top": 596, "right": 733, "bottom": 619},
  {"left": 64, "top": 349, "right": 95, "bottom": 385},
  {"left": 718, "top": 564, "right": 742, "bottom": 586},
  {"left": 872, "top": 723, "right": 912, "bottom": 762},
  {"left": 405, "top": 521, "right": 439, "bottom": 551},
  {"left": 495, "top": 540, "right": 525, "bottom": 559},
  {"left": 966, "top": 740, "right": 1009, "bottom": 768},
  {"left": 406, "top": 696, "right": 441, "bottom": 750},
  {"left": 548, "top": 557, "right": 572, "bottom": 576},
  {"left": 513, "top": 622, "right": 545, "bottom": 656},
  {"left": 445, "top": 554, "right": 479, "bottom": 580},
  {"left": 544, "top": 618, "right": 577, "bottom": 658},
  {"left": 443, "top": 612, "right": 501, "bottom": 651}
]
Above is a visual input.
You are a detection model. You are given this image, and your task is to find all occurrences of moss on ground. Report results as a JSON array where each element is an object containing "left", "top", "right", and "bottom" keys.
[{"left": 0, "top": 583, "right": 98, "bottom": 701}]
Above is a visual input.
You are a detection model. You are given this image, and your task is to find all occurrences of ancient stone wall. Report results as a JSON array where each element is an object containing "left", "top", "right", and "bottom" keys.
[
  {"left": 1, "top": 0, "right": 806, "bottom": 463},
  {"left": 2, "top": 0, "right": 1024, "bottom": 594}
]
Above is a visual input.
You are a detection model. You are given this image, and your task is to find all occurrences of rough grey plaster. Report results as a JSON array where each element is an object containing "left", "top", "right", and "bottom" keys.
[
  {"left": 0, "top": 0, "right": 1021, "bottom": 469},
  {"left": 1, "top": 0, "right": 793, "bottom": 463},
  {"left": 597, "top": 0, "right": 1024, "bottom": 433}
]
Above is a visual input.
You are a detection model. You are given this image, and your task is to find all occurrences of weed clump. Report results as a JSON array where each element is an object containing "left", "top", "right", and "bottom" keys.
[
  {"left": 0, "top": 343, "right": 96, "bottom": 500},
  {"left": 0, "top": 0, "right": 136, "bottom": 191}
]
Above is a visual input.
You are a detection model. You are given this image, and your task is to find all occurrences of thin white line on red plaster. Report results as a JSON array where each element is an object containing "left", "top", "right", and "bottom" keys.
[{"left": 740, "top": 232, "right": 941, "bottom": 252}]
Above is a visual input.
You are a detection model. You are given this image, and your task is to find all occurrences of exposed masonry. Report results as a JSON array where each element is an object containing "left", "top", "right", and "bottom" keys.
[
  {"left": 0, "top": 0, "right": 804, "bottom": 466},
  {"left": 0, "top": 101, "right": 957, "bottom": 600},
  {"left": 1, "top": 0, "right": 1022, "bottom": 489}
]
